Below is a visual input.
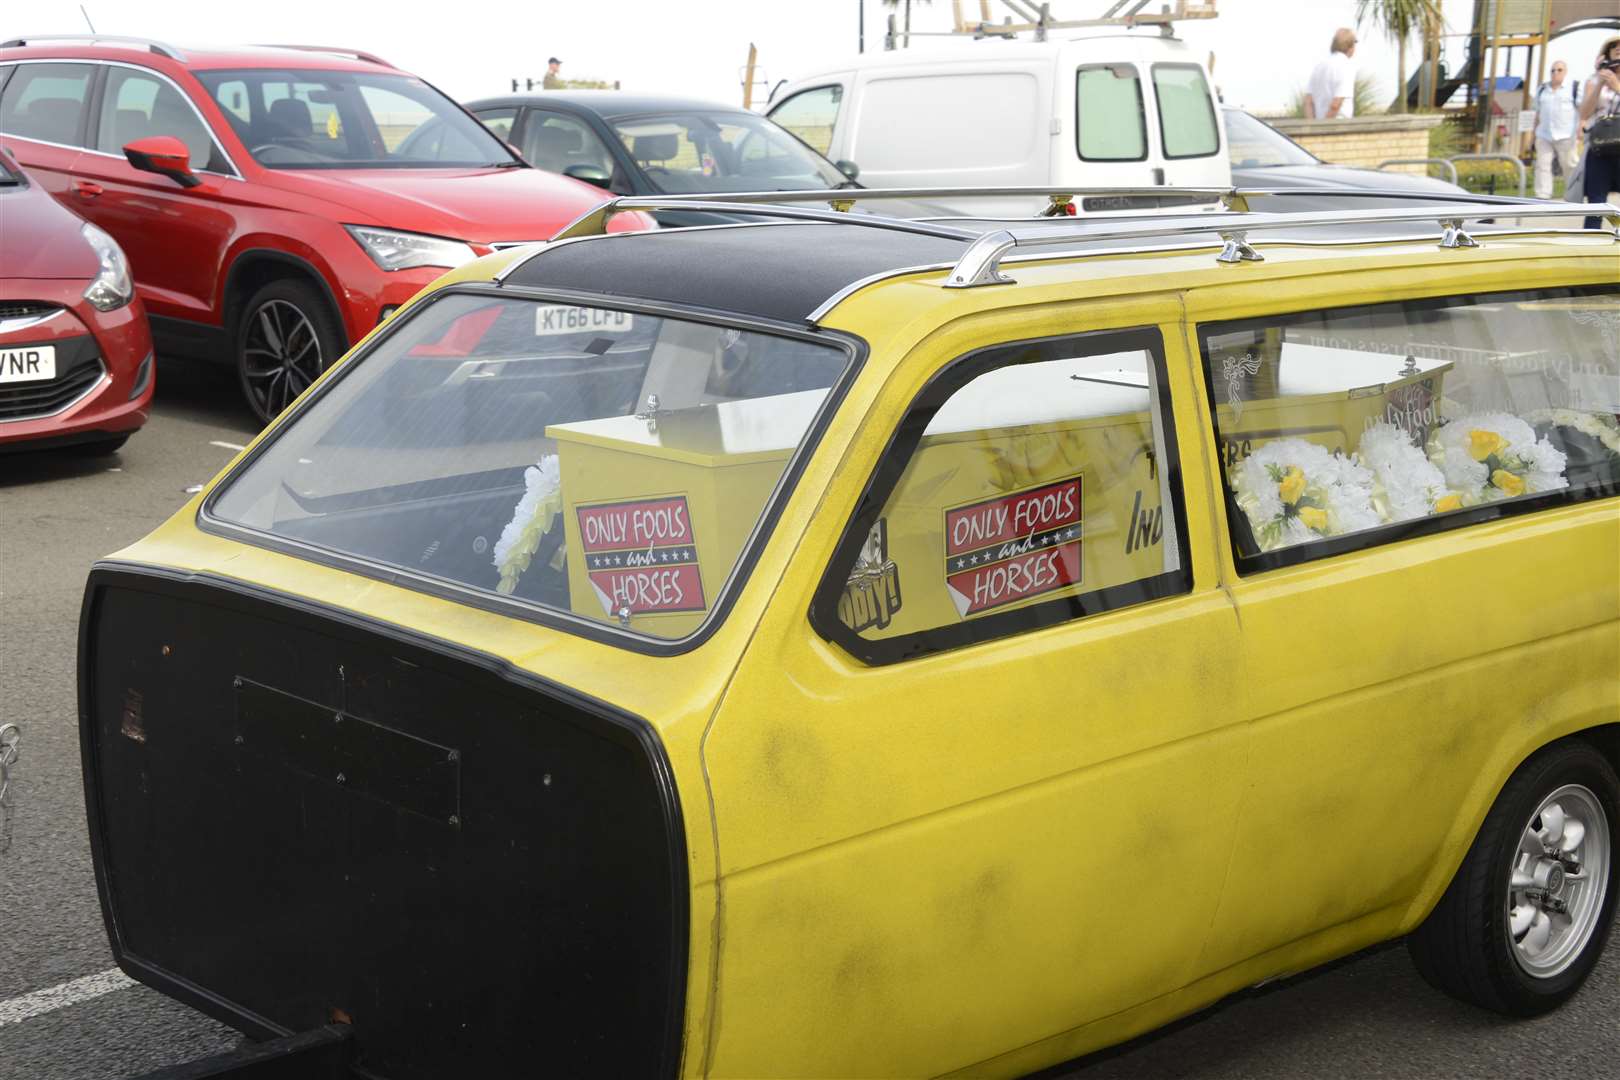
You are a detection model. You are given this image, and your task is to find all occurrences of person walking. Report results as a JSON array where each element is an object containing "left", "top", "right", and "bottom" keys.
[
  {"left": 1532, "top": 62, "right": 1580, "bottom": 199},
  {"left": 1305, "top": 28, "right": 1357, "bottom": 119},
  {"left": 543, "top": 57, "right": 564, "bottom": 90},
  {"left": 1577, "top": 36, "right": 1620, "bottom": 228}
]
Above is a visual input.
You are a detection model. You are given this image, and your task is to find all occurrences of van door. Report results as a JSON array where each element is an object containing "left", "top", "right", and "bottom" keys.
[
  {"left": 701, "top": 319, "right": 1251, "bottom": 1077},
  {"left": 1066, "top": 62, "right": 1158, "bottom": 190},
  {"left": 1145, "top": 62, "right": 1230, "bottom": 188}
]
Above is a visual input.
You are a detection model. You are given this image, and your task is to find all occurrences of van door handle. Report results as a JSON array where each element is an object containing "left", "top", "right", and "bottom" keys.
[
  {"left": 1152, "top": 168, "right": 1165, "bottom": 186},
  {"left": 71, "top": 180, "right": 104, "bottom": 200}
]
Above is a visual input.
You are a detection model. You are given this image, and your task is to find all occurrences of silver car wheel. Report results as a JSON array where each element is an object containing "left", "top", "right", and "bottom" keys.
[{"left": 1508, "top": 783, "right": 1611, "bottom": 978}]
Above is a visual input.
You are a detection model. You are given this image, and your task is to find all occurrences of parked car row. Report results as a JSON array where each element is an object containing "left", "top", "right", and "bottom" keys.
[{"left": 2, "top": 32, "right": 1478, "bottom": 454}]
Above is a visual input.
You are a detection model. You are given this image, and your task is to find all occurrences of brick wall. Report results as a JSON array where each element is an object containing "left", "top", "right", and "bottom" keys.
[{"left": 1268, "top": 114, "right": 1447, "bottom": 175}]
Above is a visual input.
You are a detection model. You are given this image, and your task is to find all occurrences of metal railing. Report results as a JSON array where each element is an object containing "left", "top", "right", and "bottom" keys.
[
  {"left": 540, "top": 186, "right": 1620, "bottom": 290},
  {"left": 1376, "top": 158, "right": 1461, "bottom": 185},
  {"left": 1449, "top": 153, "right": 1528, "bottom": 198}
]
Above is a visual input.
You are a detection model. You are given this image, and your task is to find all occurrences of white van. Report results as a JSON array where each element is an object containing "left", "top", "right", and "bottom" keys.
[{"left": 768, "top": 34, "right": 1230, "bottom": 215}]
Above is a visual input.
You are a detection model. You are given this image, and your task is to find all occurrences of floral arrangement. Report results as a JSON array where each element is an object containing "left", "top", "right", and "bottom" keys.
[
  {"left": 1355, "top": 421, "right": 1458, "bottom": 519},
  {"left": 1230, "top": 437, "right": 1381, "bottom": 550},
  {"left": 1426, "top": 413, "right": 1567, "bottom": 505},
  {"left": 1525, "top": 408, "right": 1620, "bottom": 460},
  {"left": 492, "top": 454, "right": 563, "bottom": 594}
]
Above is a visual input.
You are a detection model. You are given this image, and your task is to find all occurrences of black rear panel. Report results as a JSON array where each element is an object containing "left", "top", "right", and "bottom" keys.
[{"left": 78, "top": 565, "right": 687, "bottom": 1078}]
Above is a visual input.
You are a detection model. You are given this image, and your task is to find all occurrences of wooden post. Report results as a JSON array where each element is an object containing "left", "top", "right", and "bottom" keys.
[
  {"left": 742, "top": 42, "right": 758, "bottom": 109},
  {"left": 952, "top": 0, "right": 966, "bottom": 32}
]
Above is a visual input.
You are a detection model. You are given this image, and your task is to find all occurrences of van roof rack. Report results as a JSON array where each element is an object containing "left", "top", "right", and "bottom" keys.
[
  {"left": 890, "top": 0, "right": 1220, "bottom": 46},
  {"left": 253, "top": 44, "right": 394, "bottom": 67},
  {"left": 548, "top": 186, "right": 1620, "bottom": 286},
  {"left": 0, "top": 34, "right": 185, "bottom": 60}
]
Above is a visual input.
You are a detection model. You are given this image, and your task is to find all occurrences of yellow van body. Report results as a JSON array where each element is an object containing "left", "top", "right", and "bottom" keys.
[{"left": 95, "top": 234, "right": 1619, "bottom": 1077}]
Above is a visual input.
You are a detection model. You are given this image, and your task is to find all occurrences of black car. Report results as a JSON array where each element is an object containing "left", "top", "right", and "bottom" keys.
[
  {"left": 464, "top": 91, "right": 881, "bottom": 227},
  {"left": 1225, "top": 107, "right": 1469, "bottom": 204}
]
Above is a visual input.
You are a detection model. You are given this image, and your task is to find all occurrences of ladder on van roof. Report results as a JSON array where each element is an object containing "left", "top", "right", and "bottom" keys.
[{"left": 891, "top": 0, "right": 1219, "bottom": 47}]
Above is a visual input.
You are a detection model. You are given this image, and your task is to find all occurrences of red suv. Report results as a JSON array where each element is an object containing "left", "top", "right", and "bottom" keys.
[
  {"left": 0, "top": 36, "right": 647, "bottom": 421},
  {"left": 0, "top": 145, "right": 152, "bottom": 453}
]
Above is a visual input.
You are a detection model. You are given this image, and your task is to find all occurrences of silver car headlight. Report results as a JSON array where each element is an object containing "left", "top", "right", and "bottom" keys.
[
  {"left": 81, "top": 223, "right": 134, "bottom": 311},
  {"left": 344, "top": 225, "right": 477, "bottom": 272}
]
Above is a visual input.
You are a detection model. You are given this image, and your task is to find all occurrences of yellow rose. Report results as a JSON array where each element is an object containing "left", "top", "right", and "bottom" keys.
[
  {"left": 1432, "top": 493, "right": 1463, "bottom": 513},
  {"left": 1468, "top": 429, "right": 1509, "bottom": 462},
  {"left": 1297, "top": 506, "right": 1329, "bottom": 532},
  {"left": 1491, "top": 469, "right": 1526, "bottom": 497},
  {"left": 1278, "top": 466, "right": 1306, "bottom": 505}
]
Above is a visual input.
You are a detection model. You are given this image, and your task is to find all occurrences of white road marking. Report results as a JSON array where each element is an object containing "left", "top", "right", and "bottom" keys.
[
  {"left": 210, "top": 440, "right": 246, "bottom": 452},
  {"left": 0, "top": 968, "right": 136, "bottom": 1027}
]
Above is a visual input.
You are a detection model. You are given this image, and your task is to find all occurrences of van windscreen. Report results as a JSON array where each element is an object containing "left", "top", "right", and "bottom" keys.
[{"left": 207, "top": 293, "right": 851, "bottom": 643}]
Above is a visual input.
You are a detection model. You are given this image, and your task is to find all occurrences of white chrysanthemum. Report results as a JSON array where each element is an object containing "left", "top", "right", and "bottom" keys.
[
  {"left": 1430, "top": 413, "right": 1568, "bottom": 500},
  {"left": 1356, "top": 422, "right": 1448, "bottom": 522},
  {"left": 1229, "top": 437, "right": 1377, "bottom": 549},
  {"left": 492, "top": 454, "right": 563, "bottom": 590}
]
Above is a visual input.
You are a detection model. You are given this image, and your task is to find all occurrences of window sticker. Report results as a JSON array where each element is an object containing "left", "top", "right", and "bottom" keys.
[
  {"left": 838, "top": 519, "right": 903, "bottom": 633},
  {"left": 576, "top": 495, "right": 705, "bottom": 617},
  {"left": 943, "top": 475, "right": 1083, "bottom": 618}
]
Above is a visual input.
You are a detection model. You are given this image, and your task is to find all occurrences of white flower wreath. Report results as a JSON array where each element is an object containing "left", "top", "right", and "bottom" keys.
[
  {"left": 1355, "top": 421, "right": 1453, "bottom": 521},
  {"left": 1525, "top": 408, "right": 1620, "bottom": 458},
  {"left": 492, "top": 454, "right": 563, "bottom": 594},
  {"left": 1427, "top": 413, "right": 1567, "bottom": 504},
  {"left": 1230, "top": 437, "right": 1380, "bottom": 551}
]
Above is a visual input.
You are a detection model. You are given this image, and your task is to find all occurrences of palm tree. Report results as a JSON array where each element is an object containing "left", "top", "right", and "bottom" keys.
[
  {"left": 881, "top": 0, "right": 933, "bottom": 47},
  {"left": 1356, "top": 0, "right": 1442, "bottom": 114}
]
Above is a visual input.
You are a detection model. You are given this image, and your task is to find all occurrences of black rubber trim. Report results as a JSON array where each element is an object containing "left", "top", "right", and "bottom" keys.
[
  {"left": 195, "top": 281, "right": 867, "bottom": 657},
  {"left": 809, "top": 326, "right": 1193, "bottom": 666},
  {"left": 77, "top": 560, "right": 690, "bottom": 1077},
  {"left": 1196, "top": 283, "right": 1620, "bottom": 578}
]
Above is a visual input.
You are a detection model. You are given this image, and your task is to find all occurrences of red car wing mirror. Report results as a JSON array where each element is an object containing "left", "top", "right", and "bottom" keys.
[{"left": 123, "top": 136, "right": 202, "bottom": 189}]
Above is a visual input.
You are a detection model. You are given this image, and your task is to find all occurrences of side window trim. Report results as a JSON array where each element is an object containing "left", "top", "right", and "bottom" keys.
[
  {"left": 1197, "top": 284, "right": 1618, "bottom": 578},
  {"left": 82, "top": 60, "right": 240, "bottom": 178},
  {"left": 809, "top": 325, "right": 1192, "bottom": 666},
  {"left": 1151, "top": 62, "right": 1221, "bottom": 161}
]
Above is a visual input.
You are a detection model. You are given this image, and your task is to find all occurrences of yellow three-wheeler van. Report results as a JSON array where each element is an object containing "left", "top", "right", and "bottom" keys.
[{"left": 78, "top": 189, "right": 1620, "bottom": 1078}]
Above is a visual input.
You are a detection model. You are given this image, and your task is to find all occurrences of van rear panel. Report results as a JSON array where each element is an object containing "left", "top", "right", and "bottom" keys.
[{"left": 78, "top": 565, "right": 687, "bottom": 1078}]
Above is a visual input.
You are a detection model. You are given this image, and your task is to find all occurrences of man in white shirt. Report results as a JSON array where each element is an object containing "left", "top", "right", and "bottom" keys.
[
  {"left": 1532, "top": 62, "right": 1580, "bottom": 198},
  {"left": 1306, "top": 29, "right": 1358, "bottom": 119}
]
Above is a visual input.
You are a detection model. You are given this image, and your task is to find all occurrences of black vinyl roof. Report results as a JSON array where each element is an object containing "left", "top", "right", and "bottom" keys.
[{"left": 503, "top": 222, "right": 969, "bottom": 324}]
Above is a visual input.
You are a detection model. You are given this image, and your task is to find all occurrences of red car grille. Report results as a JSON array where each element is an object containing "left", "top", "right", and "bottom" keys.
[
  {"left": 0, "top": 301, "right": 60, "bottom": 321},
  {"left": 0, "top": 356, "right": 105, "bottom": 422}
]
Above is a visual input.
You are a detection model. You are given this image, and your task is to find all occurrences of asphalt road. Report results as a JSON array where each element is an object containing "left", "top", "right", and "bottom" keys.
[{"left": 1, "top": 357, "right": 1616, "bottom": 1079}]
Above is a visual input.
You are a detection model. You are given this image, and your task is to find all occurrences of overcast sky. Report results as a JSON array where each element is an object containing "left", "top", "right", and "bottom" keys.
[{"left": 23, "top": 1, "right": 1620, "bottom": 114}]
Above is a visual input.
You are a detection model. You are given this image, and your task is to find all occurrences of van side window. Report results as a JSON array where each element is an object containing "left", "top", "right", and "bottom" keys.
[
  {"left": 768, "top": 85, "right": 842, "bottom": 156},
  {"left": 1201, "top": 287, "right": 1620, "bottom": 573},
  {"left": 0, "top": 62, "right": 95, "bottom": 146},
  {"left": 1152, "top": 64, "right": 1219, "bottom": 158},
  {"left": 813, "top": 329, "right": 1189, "bottom": 664},
  {"left": 1077, "top": 64, "right": 1147, "bottom": 162}
]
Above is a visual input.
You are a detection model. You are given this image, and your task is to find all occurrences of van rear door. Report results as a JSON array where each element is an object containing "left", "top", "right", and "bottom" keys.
[{"left": 1145, "top": 61, "right": 1229, "bottom": 187}]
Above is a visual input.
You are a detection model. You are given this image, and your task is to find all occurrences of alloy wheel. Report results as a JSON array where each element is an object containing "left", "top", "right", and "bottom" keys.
[
  {"left": 242, "top": 298, "right": 324, "bottom": 419},
  {"left": 1508, "top": 783, "right": 1611, "bottom": 978}
]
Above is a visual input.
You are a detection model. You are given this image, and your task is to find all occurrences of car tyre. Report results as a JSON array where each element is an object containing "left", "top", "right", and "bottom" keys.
[
  {"left": 1408, "top": 738, "right": 1618, "bottom": 1017},
  {"left": 235, "top": 278, "right": 344, "bottom": 425}
]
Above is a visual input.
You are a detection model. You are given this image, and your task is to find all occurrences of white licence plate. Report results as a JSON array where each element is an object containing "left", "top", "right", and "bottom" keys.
[
  {"left": 534, "top": 305, "right": 633, "bottom": 337},
  {"left": 0, "top": 345, "right": 56, "bottom": 384}
]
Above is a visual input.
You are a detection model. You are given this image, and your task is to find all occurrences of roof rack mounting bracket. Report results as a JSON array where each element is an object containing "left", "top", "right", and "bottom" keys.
[
  {"left": 1217, "top": 231, "right": 1263, "bottom": 264},
  {"left": 1439, "top": 219, "right": 1480, "bottom": 250},
  {"left": 944, "top": 230, "right": 1018, "bottom": 288}
]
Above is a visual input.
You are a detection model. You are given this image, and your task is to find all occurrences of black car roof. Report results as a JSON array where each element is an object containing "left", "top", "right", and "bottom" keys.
[
  {"left": 502, "top": 222, "right": 968, "bottom": 325},
  {"left": 465, "top": 91, "right": 755, "bottom": 121}
]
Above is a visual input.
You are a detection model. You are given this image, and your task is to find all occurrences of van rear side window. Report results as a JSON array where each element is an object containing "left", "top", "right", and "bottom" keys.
[
  {"left": 1201, "top": 287, "right": 1620, "bottom": 573},
  {"left": 1076, "top": 65, "right": 1146, "bottom": 162},
  {"left": 1152, "top": 64, "right": 1219, "bottom": 159}
]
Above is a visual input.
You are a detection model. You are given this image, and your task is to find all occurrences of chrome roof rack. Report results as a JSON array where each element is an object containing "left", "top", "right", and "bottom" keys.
[
  {"left": 0, "top": 34, "right": 185, "bottom": 60},
  {"left": 253, "top": 44, "right": 394, "bottom": 67},
  {"left": 547, "top": 187, "right": 1620, "bottom": 288}
]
